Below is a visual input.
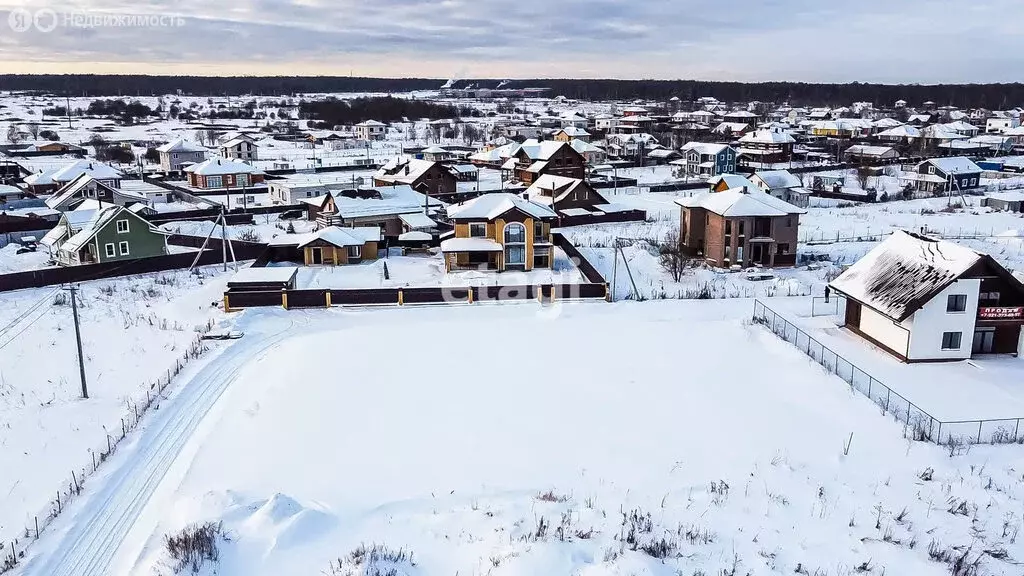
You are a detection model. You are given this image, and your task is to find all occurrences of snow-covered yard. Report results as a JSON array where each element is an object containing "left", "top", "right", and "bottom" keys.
[
  {"left": 769, "top": 297, "right": 1024, "bottom": 424},
  {"left": 14, "top": 300, "right": 1024, "bottom": 576},
  {"left": 0, "top": 267, "right": 234, "bottom": 553}
]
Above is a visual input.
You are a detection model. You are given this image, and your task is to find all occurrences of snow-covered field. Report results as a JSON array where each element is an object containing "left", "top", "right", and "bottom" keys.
[
  {"left": 9, "top": 300, "right": 1024, "bottom": 576},
  {"left": 0, "top": 267, "right": 234, "bottom": 557}
]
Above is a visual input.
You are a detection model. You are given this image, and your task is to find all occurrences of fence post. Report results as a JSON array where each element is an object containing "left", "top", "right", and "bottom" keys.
[
  {"left": 978, "top": 421, "right": 984, "bottom": 444},
  {"left": 34, "top": 516, "right": 38, "bottom": 539},
  {"left": 885, "top": 390, "right": 891, "bottom": 412},
  {"left": 1015, "top": 419, "right": 1021, "bottom": 443},
  {"left": 937, "top": 421, "right": 943, "bottom": 445}
]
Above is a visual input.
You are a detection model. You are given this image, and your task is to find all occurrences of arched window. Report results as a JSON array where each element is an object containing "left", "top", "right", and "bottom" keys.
[{"left": 504, "top": 222, "right": 526, "bottom": 267}]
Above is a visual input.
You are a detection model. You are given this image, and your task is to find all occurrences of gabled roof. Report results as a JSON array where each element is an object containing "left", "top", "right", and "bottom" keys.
[
  {"left": 510, "top": 139, "right": 572, "bottom": 161},
  {"left": 524, "top": 174, "right": 606, "bottom": 206},
  {"left": 297, "top": 225, "right": 380, "bottom": 248},
  {"left": 739, "top": 129, "right": 795, "bottom": 144},
  {"left": 829, "top": 231, "right": 992, "bottom": 321},
  {"left": 845, "top": 145, "right": 897, "bottom": 156},
  {"left": 707, "top": 173, "right": 756, "bottom": 190},
  {"left": 922, "top": 156, "right": 982, "bottom": 174},
  {"left": 25, "top": 160, "right": 122, "bottom": 186},
  {"left": 681, "top": 142, "right": 730, "bottom": 155},
  {"left": 752, "top": 170, "right": 801, "bottom": 190},
  {"left": 185, "top": 157, "right": 262, "bottom": 176},
  {"left": 675, "top": 188, "right": 806, "bottom": 217},
  {"left": 447, "top": 192, "right": 557, "bottom": 221},
  {"left": 877, "top": 125, "right": 922, "bottom": 138},
  {"left": 330, "top": 185, "right": 446, "bottom": 219},
  {"left": 374, "top": 158, "right": 438, "bottom": 184},
  {"left": 157, "top": 138, "right": 207, "bottom": 153}
]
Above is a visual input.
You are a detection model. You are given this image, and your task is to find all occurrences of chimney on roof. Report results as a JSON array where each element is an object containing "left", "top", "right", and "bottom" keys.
[{"left": 742, "top": 186, "right": 749, "bottom": 194}]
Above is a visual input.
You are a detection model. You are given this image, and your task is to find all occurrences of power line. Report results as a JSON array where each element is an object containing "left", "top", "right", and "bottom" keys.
[
  {"left": 0, "top": 301, "right": 52, "bottom": 351},
  {"left": 0, "top": 288, "right": 59, "bottom": 339}
]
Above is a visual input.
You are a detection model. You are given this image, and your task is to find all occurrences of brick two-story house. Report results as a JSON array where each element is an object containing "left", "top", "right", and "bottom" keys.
[{"left": 675, "top": 187, "right": 805, "bottom": 268}]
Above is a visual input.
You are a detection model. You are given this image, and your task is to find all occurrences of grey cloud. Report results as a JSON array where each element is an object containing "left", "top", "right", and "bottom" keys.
[{"left": 0, "top": 0, "right": 1021, "bottom": 81}]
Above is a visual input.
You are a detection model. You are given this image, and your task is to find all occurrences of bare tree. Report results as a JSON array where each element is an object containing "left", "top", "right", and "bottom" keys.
[
  {"left": 659, "top": 229, "right": 691, "bottom": 282},
  {"left": 6, "top": 124, "right": 23, "bottom": 144},
  {"left": 855, "top": 166, "right": 872, "bottom": 190},
  {"left": 24, "top": 122, "right": 40, "bottom": 140}
]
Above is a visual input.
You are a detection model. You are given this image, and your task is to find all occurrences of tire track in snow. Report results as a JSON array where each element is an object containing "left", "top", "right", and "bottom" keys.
[{"left": 17, "top": 314, "right": 310, "bottom": 576}]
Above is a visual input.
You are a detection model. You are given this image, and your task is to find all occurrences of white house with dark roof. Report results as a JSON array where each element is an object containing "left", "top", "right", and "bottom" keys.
[
  {"left": 184, "top": 156, "right": 264, "bottom": 190},
  {"left": 829, "top": 231, "right": 1024, "bottom": 361}
]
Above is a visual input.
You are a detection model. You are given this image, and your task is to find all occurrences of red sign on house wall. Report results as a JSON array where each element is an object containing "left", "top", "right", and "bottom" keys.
[{"left": 978, "top": 307, "right": 1024, "bottom": 320}]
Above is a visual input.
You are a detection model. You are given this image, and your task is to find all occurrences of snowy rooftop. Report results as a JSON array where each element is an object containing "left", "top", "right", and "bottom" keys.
[
  {"left": 185, "top": 157, "right": 262, "bottom": 176},
  {"left": 156, "top": 138, "right": 207, "bottom": 153},
  {"left": 681, "top": 142, "right": 730, "bottom": 155},
  {"left": 829, "top": 230, "right": 982, "bottom": 321},
  {"left": 297, "top": 226, "right": 380, "bottom": 248},
  {"left": 707, "top": 173, "right": 756, "bottom": 190},
  {"left": 447, "top": 192, "right": 556, "bottom": 221},
  {"left": 739, "top": 129, "right": 795, "bottom": 144},
  {"left": 925, "top": 156, "right": 982, "bottom": 174},
  {"left": 752, "top": 170, "right": 801, "bottom": 190},
  {"left": 676, "top": 188, "right": 806, "bottom": 218}
]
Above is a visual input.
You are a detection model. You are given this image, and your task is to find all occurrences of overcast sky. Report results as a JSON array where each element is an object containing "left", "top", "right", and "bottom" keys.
[{"left": 0, "top": 0, "right": 1019, "bottom": 83}]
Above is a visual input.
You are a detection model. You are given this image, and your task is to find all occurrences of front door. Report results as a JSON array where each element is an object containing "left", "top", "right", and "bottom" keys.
[
  {"left": 751, "top": 244, "right": 763, "bottom": 265},
  {"left": 973, "top": 328, "right": 996, "bottom": 354},
  {"left": 311, "top": 247, "right": 323, "bottom": 265}
]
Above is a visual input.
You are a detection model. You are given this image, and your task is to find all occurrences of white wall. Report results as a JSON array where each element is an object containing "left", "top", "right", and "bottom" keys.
[
  {"left": 859, "top": 305, "right": 911, "bottom": 357},
  {"left": 906, "top": 279, "right": 980, "bottom": 361}
]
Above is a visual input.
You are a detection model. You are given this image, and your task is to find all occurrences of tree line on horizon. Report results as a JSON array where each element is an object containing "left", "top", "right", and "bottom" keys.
[{"left": 2, "top": 74, "right": 1022, "bottom": 109}]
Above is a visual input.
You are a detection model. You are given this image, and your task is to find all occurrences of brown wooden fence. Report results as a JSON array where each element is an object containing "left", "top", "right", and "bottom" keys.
[{"left": 226, "top": 282, "right": 608, "bottom": 310}]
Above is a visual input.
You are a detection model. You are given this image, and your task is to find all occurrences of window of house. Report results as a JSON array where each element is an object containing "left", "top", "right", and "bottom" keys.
[
  {"left": 724, "top": 245, "right": 731, "bottom": 261},
  {"left": 206, "top": 175, "right": 223, "bottom": 188},
  {"left": 118, "top": 241, "right": 129, "bottom": 256},
  {"left": 970, "top": 178, "right": 977, "bottom": 186},
  {"left": 533, "top": 246, "right": 550, "bottom": 268},
  {"left": 534, "top": 221, "right": 545, "bottom": 240},
  {"left": 105, "top": 243, "right": 115, "bottom": 257},
  {"left": 941, "top": 331, "right": 962, "bottom": 350},
  {"left": 738, "top": 221, "right": 745, "bottom": 237},
  {"left": 928, "top": 166, "right": 936, "bottom": 175},
  {"left": 946, "top": 294, "right": 968, "bottom": 313},
  {"left": 786, "top": 218, "right": 793, "bottom": 228},
  {"left": 348, "top": 245, "right": 361, "bottom": 259},
  {"left": 725, "top": 221, "right": 731, "bottom": 235},
  {"left": 778, "top": 243, "right": 790, "bottom": 254},
  {"left": 116, "top": 219, "right": 129, "bottom": 234},
  {"left": 236, "top": 174, "right": 249, "bottom": 187},
  {"left": 469, "top": 223, "right": 486, "bottom": 237}
]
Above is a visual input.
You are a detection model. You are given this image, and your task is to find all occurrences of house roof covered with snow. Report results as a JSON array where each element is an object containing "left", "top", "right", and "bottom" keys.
[
  {"left": 752, "top": 170, "right": 801, "bottom": 190},
  {"left": 297, "top": 225, "right": 380, "bottom": 248},
  {"left": 185, "top": 157, "right": 262, "bottom": 176},
  {"left": 156, "top": 138, "right": 207, "bottom": 153},
  {"left": 829, "top": 231, "right": 987, "bottom": 321},
  {"left": 447, "top": 192, "right": 556, "bottom": 221},
  {"left": 681, "top": 142, "right": 730, "bottom": 155},
  {"left": 675, "top": 188, "right": 806, "bottom": 218},
  {"left": 25, "top": 160, "right": 122, "bottom": 186},
  {"left": 922, "top": 157, "right": 982, "bottom": 174},
  {"left": 739, "top": 130, "right": 795, "bottom": 144},
  {"left": 707, "top": 173, "right": 756, "bottom": 190}
]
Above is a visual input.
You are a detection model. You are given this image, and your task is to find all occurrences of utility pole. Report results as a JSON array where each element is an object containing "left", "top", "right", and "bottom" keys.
[
  {"left": 63, "top": 285, "right": 88, "bottom": 399},
  {"left": 66, "top": 94, "right": 73, "bottom": 130},
  {"left": 220, "top": 205, "right": 228, "bottom": 272}
]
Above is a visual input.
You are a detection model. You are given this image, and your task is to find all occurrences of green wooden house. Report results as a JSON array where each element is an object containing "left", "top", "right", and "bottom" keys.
[{"left": 40, "top": 205, "right": 169, "bottom": 266}]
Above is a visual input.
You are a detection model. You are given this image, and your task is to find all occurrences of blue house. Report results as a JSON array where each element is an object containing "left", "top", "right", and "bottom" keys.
[
  {"left": 912, "top": 157, "right": 982, "bottom": 194},
  {"left": 675, "top": 142, "right": 737, "bottom": 178}
]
